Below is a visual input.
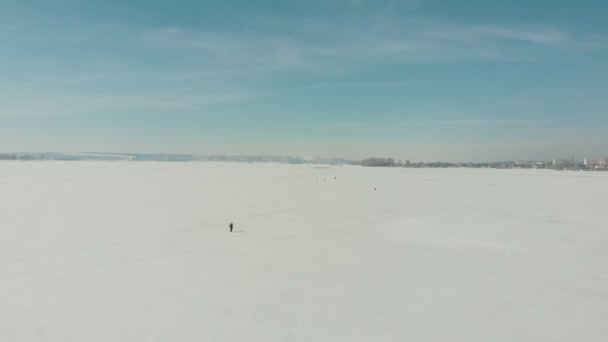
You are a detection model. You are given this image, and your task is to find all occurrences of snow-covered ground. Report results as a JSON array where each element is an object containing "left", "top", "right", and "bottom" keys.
[{"left": 1, "top": 162, "right": 607, "bottom": 341}]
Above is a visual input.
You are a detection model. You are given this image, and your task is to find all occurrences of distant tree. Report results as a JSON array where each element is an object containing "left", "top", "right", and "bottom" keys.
[{"left": 360, "top": 158, "right": 396, "bottom": 167}]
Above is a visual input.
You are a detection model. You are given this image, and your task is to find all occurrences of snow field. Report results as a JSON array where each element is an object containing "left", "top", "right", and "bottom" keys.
[{"left": 1, "top": 162, "right": 607, "bottom": 341}]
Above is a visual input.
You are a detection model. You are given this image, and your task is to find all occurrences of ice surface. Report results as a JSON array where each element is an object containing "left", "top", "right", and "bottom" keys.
[{"left": 1, "top": 162, "right": 607, "bottom": 341}]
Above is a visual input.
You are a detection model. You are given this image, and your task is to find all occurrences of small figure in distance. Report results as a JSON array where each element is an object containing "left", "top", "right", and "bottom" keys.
[
  {"left": 229, "top": 222, "right": 233, "bottom": 233},
  {"left": 374, "top": 187, "right": 377, "bottom": 190}
]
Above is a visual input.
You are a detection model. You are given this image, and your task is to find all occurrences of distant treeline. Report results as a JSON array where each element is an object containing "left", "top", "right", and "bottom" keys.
[{"left": 351, "top": 158, "right": 397, "bottom": 167}]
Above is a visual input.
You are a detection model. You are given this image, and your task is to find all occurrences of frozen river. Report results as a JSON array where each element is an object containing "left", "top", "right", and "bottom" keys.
[{"left": 1, "top": 162, "right": 607, "bottom": 341}]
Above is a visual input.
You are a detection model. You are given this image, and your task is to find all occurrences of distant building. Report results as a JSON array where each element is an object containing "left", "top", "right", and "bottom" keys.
[
  {"left": 553, "top": 159, "right": 574, "bottom": 167},
  {"left": 584, "top": 159, "right": 597, "bottom": 166}
]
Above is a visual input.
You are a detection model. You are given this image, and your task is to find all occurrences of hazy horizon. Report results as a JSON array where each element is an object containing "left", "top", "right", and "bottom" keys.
[
  {"left": 0, "top": 150, "right": 601, "bottom": 164},
  {"left": 1, "top": 0, "right": 607, "bottom": 160}
]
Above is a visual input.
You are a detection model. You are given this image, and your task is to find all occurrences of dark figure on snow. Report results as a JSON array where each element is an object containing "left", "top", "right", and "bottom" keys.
[{"left": 229, "top": 222, "right": 233, "bottom": 232}]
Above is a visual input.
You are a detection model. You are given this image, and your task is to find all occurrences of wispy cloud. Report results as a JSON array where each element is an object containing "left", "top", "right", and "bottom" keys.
[
  {"left": 2, "top": 6, "right": 606, "bottom": 119},
  {"left": 296, "top": 80, "right": 410, "bottom": 90},
  {"left": 0, "top": 89, "right": 263, "bottom": 118},
  {"left": 10, "top": 13, "right": 604, "bottom": 76},
  {"left": 320, "top": 0, "right": 426, "bottom": 10},
  {"left": 324, "top": 119, "right": 554, "bottom": 127},
  {"left": 137, "top": 17, "right": 605, "bottom": 75},
  {"left": 422, "top": 25, "right": 567, "bottom": 46},
  {"left": 399, "top": 119, "right": 554, "bottom": 125}
]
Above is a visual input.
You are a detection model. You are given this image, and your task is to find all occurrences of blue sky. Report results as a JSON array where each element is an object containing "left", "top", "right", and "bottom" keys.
[{"left": 1, "top": 0, "right": 607, "bottom": 161}]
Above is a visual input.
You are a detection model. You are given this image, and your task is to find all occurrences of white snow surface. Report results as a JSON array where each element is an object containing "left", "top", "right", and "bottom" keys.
[{"left": 1, "top": 162, "right": 607, "bottom": 341}]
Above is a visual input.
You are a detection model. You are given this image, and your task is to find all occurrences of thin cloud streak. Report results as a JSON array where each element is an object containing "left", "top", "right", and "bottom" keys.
[
  {"left": 324, "top": 119, "right": 555, "bottom": 127},
  {"left": 0, "top": 90, "right": 263, "bottom": 118},
  {"left": 295, "top": 80, "right": 410, "bottom": 90},
  {"left": 139, "top": 19, "right": 605, "bottom": 73}
]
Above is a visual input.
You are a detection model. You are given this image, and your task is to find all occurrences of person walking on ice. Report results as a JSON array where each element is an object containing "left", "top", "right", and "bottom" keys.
[{"left": 229, "top": 222, "right": 234, "bottom": 232}]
